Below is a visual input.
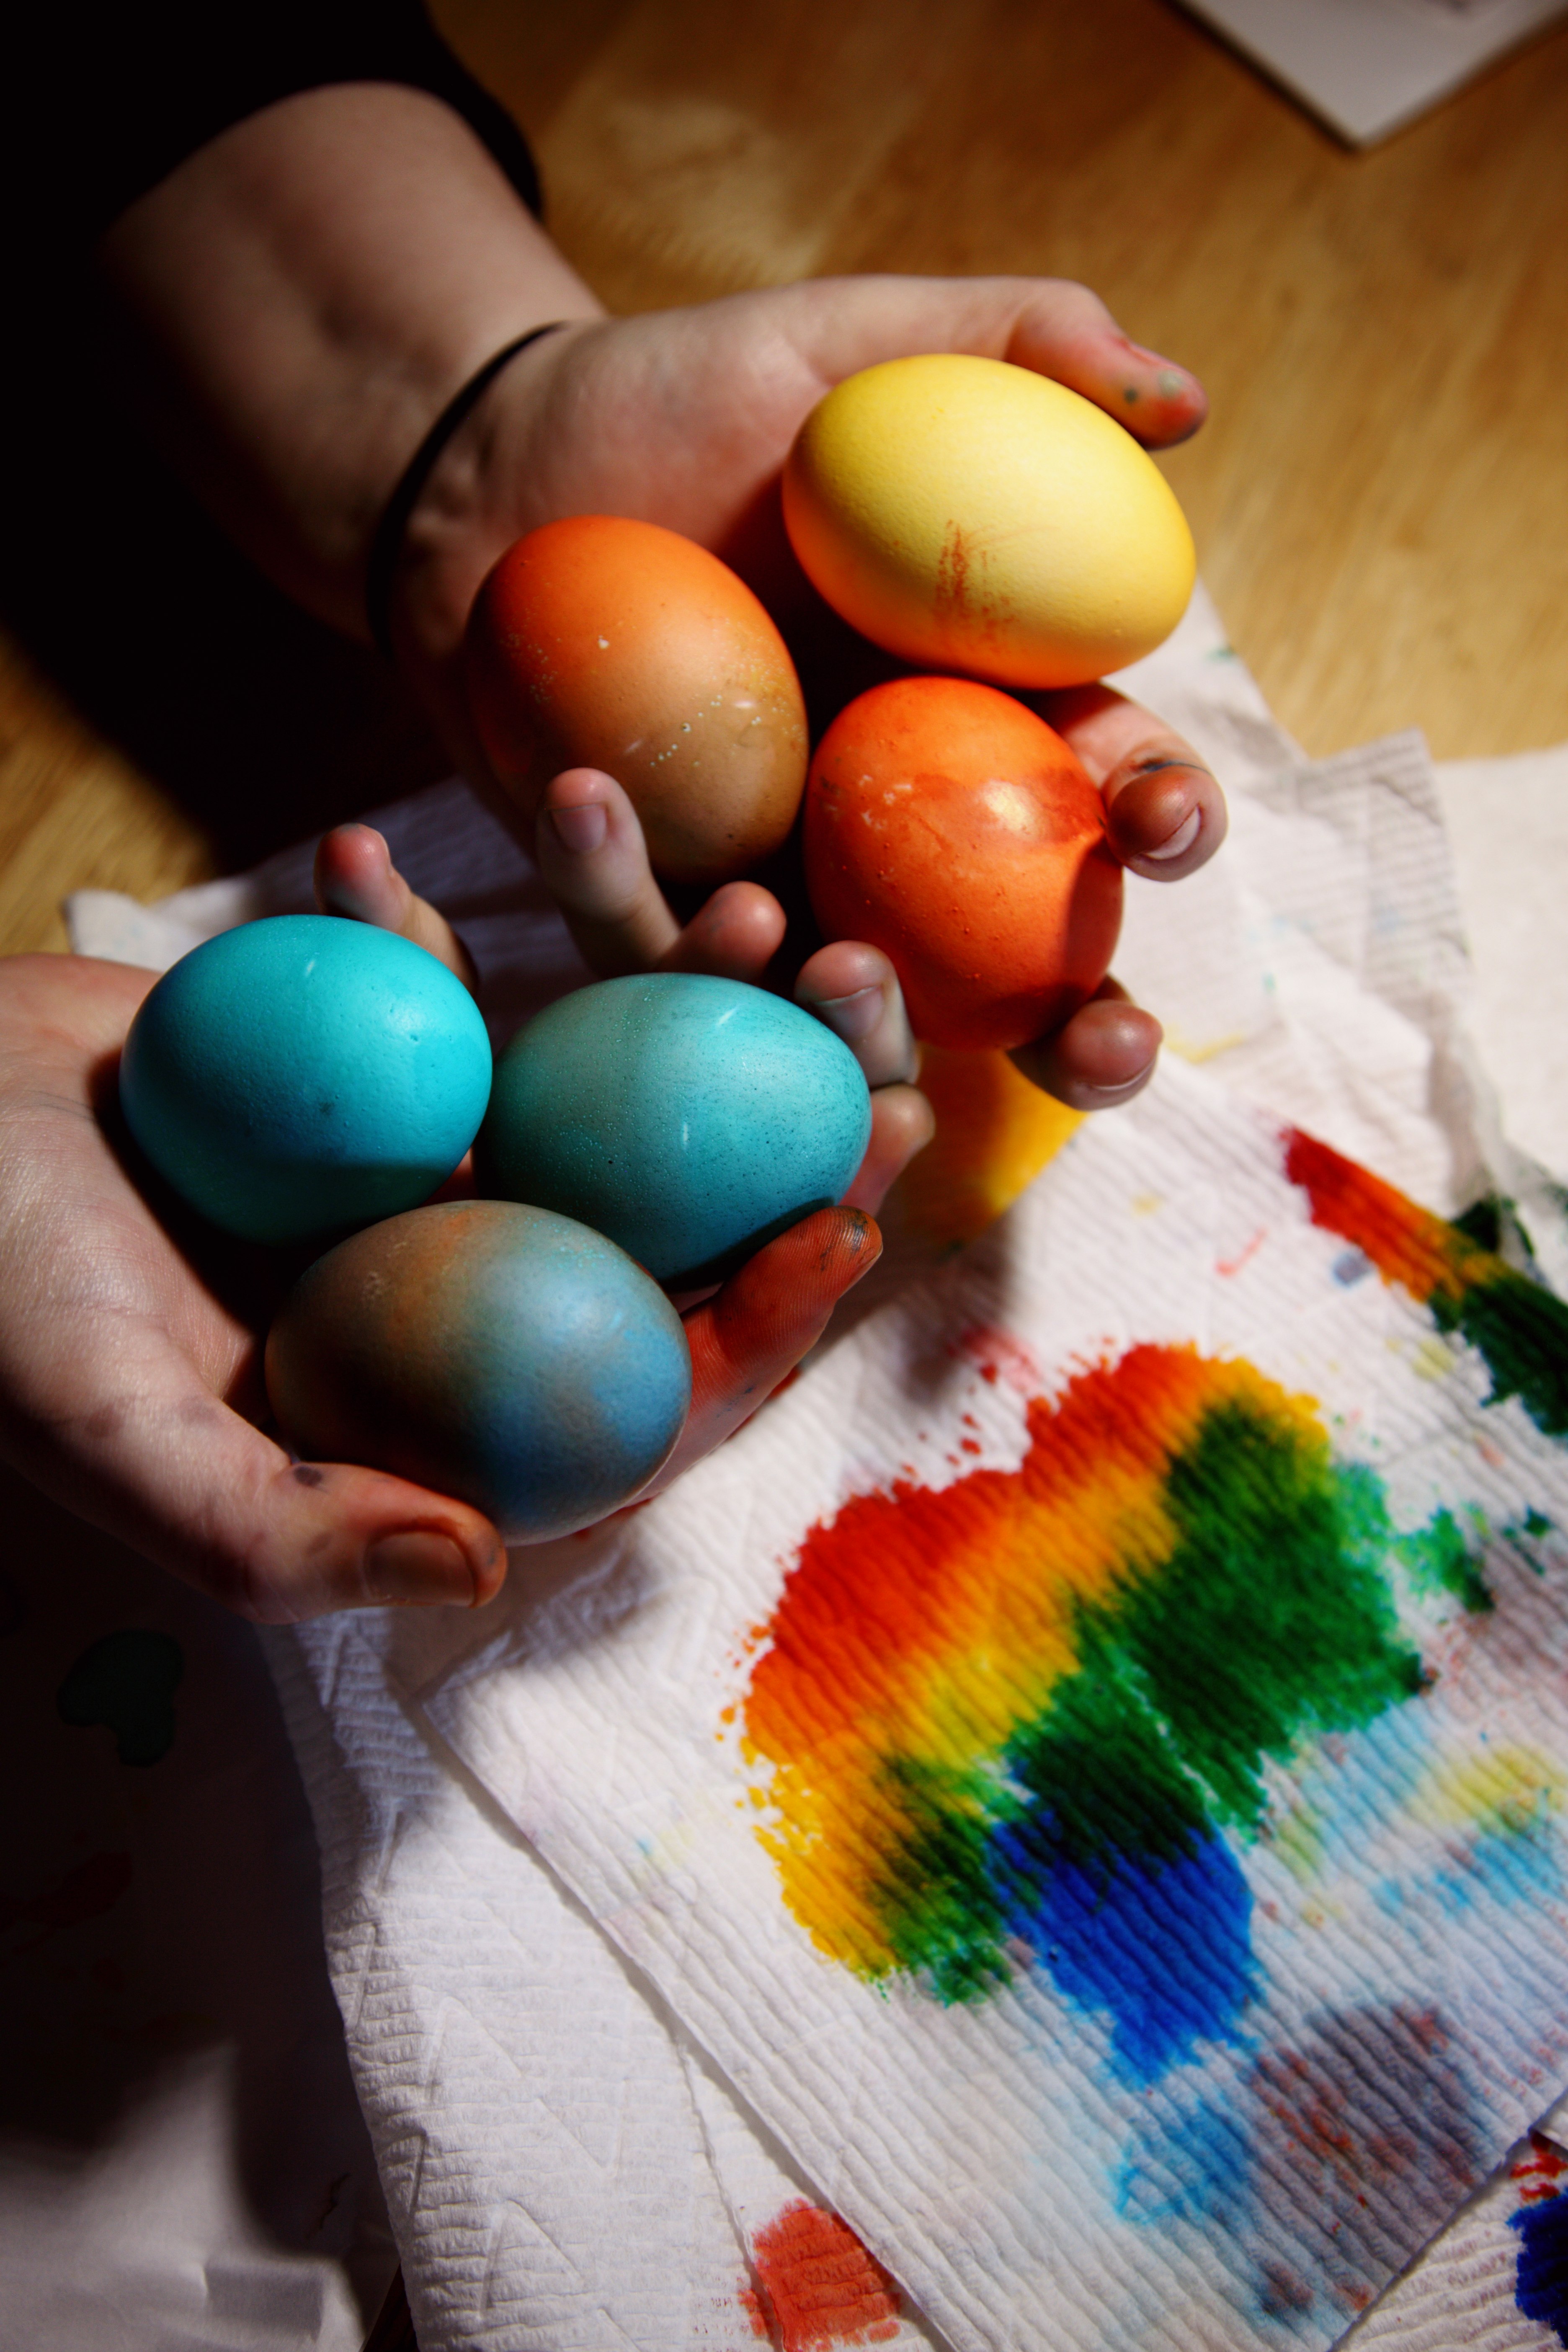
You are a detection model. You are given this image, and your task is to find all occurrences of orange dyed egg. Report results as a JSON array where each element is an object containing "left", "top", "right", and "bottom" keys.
[
  {"left": 464, "top": 515, "right": 808, "bottom": 886},
  {"left": 804, "top": 677, "right": 1123, "bottom": 1051}
]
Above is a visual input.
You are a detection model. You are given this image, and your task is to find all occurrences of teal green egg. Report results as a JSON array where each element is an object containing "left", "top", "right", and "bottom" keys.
[
  {"left": 481, "top": 972, "right": 872, "bottom": 1287},
  {"left": 265, "top": 1200, "right": 691, "bottom": 1541},
  {"left": 119, "top": 914, "right": 493, "bottom": 1244}
]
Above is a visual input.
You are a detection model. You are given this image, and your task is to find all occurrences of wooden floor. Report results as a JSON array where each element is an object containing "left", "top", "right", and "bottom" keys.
[{"left": 3, "top": 0, "right": 1566, "bottom": 954}]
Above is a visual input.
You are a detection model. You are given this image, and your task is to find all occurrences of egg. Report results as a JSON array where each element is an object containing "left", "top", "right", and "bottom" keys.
[
  {"left": 782, "top": 354, "right": 1195, "bottom": 687},
  {"left": 481, "top": 973, "right": 871, "bottom": 1289},
  {"left": 464, "top": 515, "right": 809, "bottom": 885},
  {"left": 119, "top": 915, "right": 493, "bottom": 1245},
  {"left": 266, "top": 1200, "right": 691, "bottom": 1541},
  {"left": 804, "top": 676, "right": 1123, "bottom": 1051}
]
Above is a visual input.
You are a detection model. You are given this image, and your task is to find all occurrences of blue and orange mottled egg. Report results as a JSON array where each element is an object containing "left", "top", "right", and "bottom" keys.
[
  {"left": 482, "top": 973, "right": 871, "bottom": 1288},
  {"left": 265, "top": 1200, "right": 691, "bottom": 1540},
  {"left": 119, "top": 915, "right": 493, "bottom": 1244}
]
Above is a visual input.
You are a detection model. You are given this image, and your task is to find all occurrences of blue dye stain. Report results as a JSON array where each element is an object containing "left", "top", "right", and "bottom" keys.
[
  {"left": 1511, "top": 2191, "right": 1568, "bottom": 2344},
  {"left": 993, "top": 1823, "right": 1256, "bottom": 2084},
  {"left": 1332, "top": 1248, "right": 1373, "bottom": 1287},
  {"left": 1115, "top": 2083, "right": 1254, "bottom": 2227},
  {"left": 1430, "top": 1813, "right": 1563, "bottom": 1921}
]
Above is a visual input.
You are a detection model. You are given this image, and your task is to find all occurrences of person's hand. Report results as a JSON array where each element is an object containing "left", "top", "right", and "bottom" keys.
[
  {"left": 0, "top": 944, "right": 889, "bottom": 1624},
  {"left": 103, "top": 98, "right": 1225, "bottom": 1110},
  {"left": 0, "top": 951, "right": 504, "bottom": 1622},
  {"left": 388, "top": 275, "right": 1225, "bottom": 1111}
]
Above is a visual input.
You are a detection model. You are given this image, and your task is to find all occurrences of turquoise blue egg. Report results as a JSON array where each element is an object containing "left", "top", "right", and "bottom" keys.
[
  {"left": 265, "top": 1200, "right": 691, "bottom": 1540},
  {"left": 482, "top": 973, "right": 872, "bottom": 1287},
  {"left": 119, "top": 915, "right": 493, "bottom": 1244}
]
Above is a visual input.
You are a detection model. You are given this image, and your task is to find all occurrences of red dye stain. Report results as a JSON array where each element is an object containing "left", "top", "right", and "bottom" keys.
[
  {"left": 1513, "top": 2129, "right": 1568, "bottom": 2203},
  {"left": 1283, "top": 1127, "right": 1465, "bottom": 1310},
  {"left": 1217, "top": 1228, "right": 1266, "bottom": 1279},
  {"left": 957, "top": 1325, "right": 1041, "bottom": 1394},
  {"left": 747, "top": 2202, "right": 902, "bottom": 2349}
]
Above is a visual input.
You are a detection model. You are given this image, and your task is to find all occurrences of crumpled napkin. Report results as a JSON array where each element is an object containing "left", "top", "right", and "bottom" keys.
[{"left": 65, "top": 590, "right": 1568, "bottom": 2349}]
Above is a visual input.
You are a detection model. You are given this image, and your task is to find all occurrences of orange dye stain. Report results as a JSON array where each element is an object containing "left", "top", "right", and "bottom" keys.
[{"left": 1283, "top": 1127, "right": 1469, "bottom": 1309}]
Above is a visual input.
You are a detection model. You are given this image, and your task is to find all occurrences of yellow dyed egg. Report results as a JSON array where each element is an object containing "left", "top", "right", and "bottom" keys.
[{"left": 781, "top": 354, "right": 1196, "bottom": 688}]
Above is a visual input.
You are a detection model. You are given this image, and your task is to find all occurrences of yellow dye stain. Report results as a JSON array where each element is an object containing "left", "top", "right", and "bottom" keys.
[
  {"left": 895, "top": 1045, "right": 1083, "bottom": 1253},
  {"left": 1162, "top": 1026, "right": 1251, "bottom": 1066},
  {"left": 1419, "top": 1745, "right": 1565, "bottom": 1840},
  {"left": 1269, "top": 1798, "right": 1328, "bottom": 1885}
]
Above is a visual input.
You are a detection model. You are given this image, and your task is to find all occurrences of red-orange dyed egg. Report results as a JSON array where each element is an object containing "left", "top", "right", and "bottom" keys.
[
  {"left": 464, "top": 515, "right": 808, "bottom": 886},
  {"left": 803, "top": 677, "right": 1123, "bottom": 1051}
]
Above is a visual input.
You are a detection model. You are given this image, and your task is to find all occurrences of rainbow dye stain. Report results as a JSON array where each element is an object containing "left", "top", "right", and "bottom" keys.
[
  {"left": 1283, "top": 1127, "right": 1568, "bottom": 1437},
  {"left": 743, "top": 1346, "right": 1491, "bottom": 2084}
]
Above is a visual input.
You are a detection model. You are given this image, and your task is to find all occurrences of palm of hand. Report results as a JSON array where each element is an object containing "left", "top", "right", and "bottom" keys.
[{"left": 0, "top": 954, "right": 505, "bottom": 1620}]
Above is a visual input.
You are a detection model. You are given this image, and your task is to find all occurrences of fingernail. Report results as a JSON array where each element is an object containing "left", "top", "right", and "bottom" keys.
[
  {"left": 366, "top": 1530, "right": 476, "bottom": 1607},
  {"left": 1086, "top": 1063, "right": 1157, "bottom": 1101},
  {"left": 549, "top": 801, "right": 608, "bottom": 855},
  {"left": 812, "top": 985, "right": 884, "bottom": 1042},
  {"left": 1142, "top": 807, "right": 1202, "bottom": 862}
]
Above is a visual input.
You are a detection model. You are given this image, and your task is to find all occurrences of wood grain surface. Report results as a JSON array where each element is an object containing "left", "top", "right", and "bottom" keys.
[{"left": 3, "top": 0, "right": 1565, "bottom": 956}]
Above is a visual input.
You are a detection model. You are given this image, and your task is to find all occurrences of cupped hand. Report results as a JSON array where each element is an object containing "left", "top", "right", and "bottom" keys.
[
  {"left": 316, "top": 801, "right": 903, "bottom": 1542},
  {"left": 0, "top": 943, "right": 883, "bottom": 1625},
  {"left": 391, "top": 272, "right": 1208, "bottom": 747},
  {"left": 384, "top": 273, "right": 1225, "bottom": 1111},
  {"left": 0, "top": 952, "right": 505, "bottom": 1623}
]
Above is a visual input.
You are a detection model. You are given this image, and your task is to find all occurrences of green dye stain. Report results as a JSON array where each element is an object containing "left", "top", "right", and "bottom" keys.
[
  {"left": 1526, "top": 1509, "right": 1555, "bottom": 1539},
  {"left": 1396, "top": 1506, "right": 1493, "bottom": 1615},
  {"left": 1452, "top": 1196, "right": 1505, "bottom": 1253},
  {"left": 873, "top": 1750, "right": 1011, "bottom": 2000},
  {"left": 1439, "top": 1272, "right": 1568, "bottom": 1437},
  {"left": 58, "top": 1629, "right": 184, "bottom": 1766},
  {"left": 1092, "top": 1409, "right": 1424, "bottom": 1832}
]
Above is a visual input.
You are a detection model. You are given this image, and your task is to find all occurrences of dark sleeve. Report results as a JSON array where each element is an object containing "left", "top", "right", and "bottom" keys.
[{"left": 9, "top": 0, "right": 541, "bottom": 251}]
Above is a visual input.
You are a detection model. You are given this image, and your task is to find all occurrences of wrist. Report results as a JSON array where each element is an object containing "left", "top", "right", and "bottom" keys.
[
  {"left": 385, "top": 315, "right": 612, "bottom": 749},
  {"left": 99, "top": 83, "right": 604, "bottom": 639}
]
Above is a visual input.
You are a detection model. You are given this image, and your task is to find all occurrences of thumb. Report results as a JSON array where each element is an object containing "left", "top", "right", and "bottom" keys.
[
  {"left": 789, "top": 272, "right": 1207, "bottom": 448},
  {"left": 30, "top": 1336, "right": 504, "bottom": 1623},
  {"left": 640, "top": 1206, "right": 881, "bottom": 1497}
]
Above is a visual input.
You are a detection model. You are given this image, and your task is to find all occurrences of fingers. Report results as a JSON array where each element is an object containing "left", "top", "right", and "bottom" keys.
[
  {"left": 841, "top": 1086, "right": 936, "bottom": 1214},
  {"left": 1042, "top": 685, "right": 1227, "bottom": 882},
  {"left": 1010, "top": 978, "right": 1162, "bottom": 1112},
  {"left": 18, "top": 1335, "right": 504, "bottom": 1625},
  {"left": 787, "top": 274, "right": 1207, "bottom": 450},
  {"left": 1002, "top": 285, "right": 1208, "bottom": 450},
  {"left": 640, "top": 1207, "right": 881, "bottom": 1496},
  {"left": 794, "top": 940, "right": 919, "bottom": 1087},
  {"left": 314, "top": 823, "right": 478, "bottom": 987},
  {"left": 534, "top": 767, "right": 787, "bottom": 980}
]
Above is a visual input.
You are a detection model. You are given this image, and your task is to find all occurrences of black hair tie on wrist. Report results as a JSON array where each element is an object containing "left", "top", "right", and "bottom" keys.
[{"left": 364, "top": 320, "right": 569, "bottom": 661}]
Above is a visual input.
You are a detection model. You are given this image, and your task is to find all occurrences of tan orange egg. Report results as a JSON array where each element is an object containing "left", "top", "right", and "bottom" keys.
[
  {"left": 804, "top": 677, "right": 1123, "bottom": 1052},
  {"left": 464, "top": 515, "right": 808, "bottom": 885}
]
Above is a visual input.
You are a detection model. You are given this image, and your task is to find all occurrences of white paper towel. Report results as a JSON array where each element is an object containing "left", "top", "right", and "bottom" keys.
[{"left": 61, "top": 588, "right": 1568, "bottom": 2348}]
